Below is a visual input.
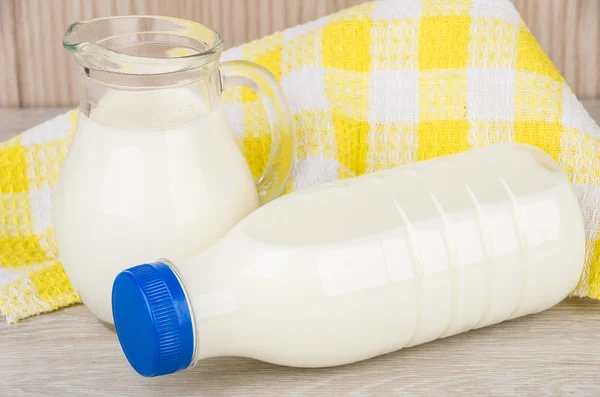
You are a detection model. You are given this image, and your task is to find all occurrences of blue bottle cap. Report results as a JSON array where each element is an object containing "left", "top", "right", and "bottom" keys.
[{"left": 112, "top": 262, "right": 194, "bottom": 377}]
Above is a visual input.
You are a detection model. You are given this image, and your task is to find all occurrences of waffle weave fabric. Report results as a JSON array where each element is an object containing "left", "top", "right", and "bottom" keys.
[{"left": 1, "top": 0, "right": 599, "bottom": 323}]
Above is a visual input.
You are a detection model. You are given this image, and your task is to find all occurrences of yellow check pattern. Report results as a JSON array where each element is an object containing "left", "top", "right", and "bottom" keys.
[{"left": 1, "top": 0, "right": 600, "bottom": 323}]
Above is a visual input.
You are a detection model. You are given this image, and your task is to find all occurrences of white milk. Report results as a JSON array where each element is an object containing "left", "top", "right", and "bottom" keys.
[
  {"left": 113, "top": 143, "right": 585, "bottom": 375},
  {"left": 54, "top": 88, "right": 259, "bottom": 324}
]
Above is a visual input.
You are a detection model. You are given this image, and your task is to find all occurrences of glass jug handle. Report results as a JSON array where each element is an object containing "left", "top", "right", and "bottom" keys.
[{"left": 219, "top": 61, "right": 295, "bottom": 204}]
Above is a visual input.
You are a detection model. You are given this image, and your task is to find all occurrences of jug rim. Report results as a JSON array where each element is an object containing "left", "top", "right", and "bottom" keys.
[{"left": 63, "top": 15, "right": 224, "bottom": 75}]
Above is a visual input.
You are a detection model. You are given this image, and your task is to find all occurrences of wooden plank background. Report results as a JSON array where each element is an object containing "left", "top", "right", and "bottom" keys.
[
  {"left": 0, "top": 0, "right": 19, "bottom": 107},
  {"left": 0, "top": 0, "right": 599, "bottom": 107}
]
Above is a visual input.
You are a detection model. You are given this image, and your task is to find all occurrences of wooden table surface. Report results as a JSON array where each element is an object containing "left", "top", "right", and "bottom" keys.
[{"left": 2, "top": 106, "right": 600, "bottom": 396}]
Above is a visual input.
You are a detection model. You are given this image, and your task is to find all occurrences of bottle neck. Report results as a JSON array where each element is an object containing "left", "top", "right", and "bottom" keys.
[{"left": 170, "top": 229, "right": 260, "bottom": 363}]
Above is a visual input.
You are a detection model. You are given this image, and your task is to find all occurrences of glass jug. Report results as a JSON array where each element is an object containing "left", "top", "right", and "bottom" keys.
[{"left": 55, "top": 16, "right": 295, "bottom": 325}]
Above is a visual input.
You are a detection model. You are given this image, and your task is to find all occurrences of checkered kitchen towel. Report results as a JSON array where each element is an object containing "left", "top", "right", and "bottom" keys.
[{"left": 2, "top": 0, "right": 600, "bottom": 323}]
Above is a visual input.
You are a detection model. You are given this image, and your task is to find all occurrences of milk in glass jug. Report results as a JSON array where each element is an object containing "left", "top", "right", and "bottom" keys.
[{"left": 55, "top": 16, "right": 295, "bottom": 325}]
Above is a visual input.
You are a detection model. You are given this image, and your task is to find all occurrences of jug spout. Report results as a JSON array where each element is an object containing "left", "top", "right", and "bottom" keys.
[{"left": 63, "top": 16, "right": 224, "bottom": 75}]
